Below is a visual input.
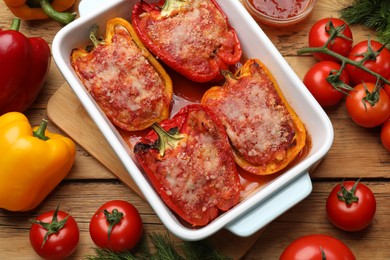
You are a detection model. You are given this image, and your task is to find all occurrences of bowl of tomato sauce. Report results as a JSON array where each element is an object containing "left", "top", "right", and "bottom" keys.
[{"left": 243, "top": 0, "right": 316, "bottom": 27}]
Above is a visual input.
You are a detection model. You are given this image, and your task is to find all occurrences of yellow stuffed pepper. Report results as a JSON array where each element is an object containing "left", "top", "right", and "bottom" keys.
[{"left": 0, "top": 112, "right": 76, "bottom": 211}]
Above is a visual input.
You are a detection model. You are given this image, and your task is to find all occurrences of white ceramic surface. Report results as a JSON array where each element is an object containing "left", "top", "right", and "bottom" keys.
[{"left": 52, "top": 0, "right": 333, "bottom": 241}]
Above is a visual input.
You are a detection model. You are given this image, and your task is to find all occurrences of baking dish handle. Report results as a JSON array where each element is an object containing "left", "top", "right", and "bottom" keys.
[{"left": 225, "top": 172, "right": 312, "bottom": 237}]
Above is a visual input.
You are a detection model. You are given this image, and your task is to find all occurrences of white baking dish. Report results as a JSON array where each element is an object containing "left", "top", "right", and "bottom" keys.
[{"left": 52, "top": 0, "right": 333, "bottom": 241}]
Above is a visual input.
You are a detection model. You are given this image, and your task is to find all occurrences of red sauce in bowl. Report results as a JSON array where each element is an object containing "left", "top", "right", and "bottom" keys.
[
  {"left": 244, "top": 0, "right": 315, "bottom": 27},
  {"left": 249, "top": 0, "right": 311, "bottom": 19}
]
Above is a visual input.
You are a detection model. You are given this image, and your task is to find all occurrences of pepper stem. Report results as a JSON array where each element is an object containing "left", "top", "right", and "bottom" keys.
[
  {"left": 33, "top": 119, "right": 50, "bottom": 141},
  {"left": 161, "top": 0, "right": 187, "bottom": 17},
  {"left": 39, "top": 0, "right": 76, "bottom": 25},
  {"left": 10, "top": 18, "right": 21, "bottom": 31},
  {"left": 151, "top": 123, "right": 185, "bottom": 157}
]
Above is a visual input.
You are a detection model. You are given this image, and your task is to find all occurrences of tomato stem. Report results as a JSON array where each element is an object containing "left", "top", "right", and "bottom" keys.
[
  {"left": 337, "top": 179, "right": 360, "bottom": 206},
  {"left": 323, "top": 20, "right": 352, "bottom": 48},
  {"left": 298, "top": 40, "right": 390, "bottom": 87},
  {"left": 30, "top": 205, "right": 69, "bottom": 248},
  {"left": 103, "top": 209, "right": 123, "bottom": 241}
]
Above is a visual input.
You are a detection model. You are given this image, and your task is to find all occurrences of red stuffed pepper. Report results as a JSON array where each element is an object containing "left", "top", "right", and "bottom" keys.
[
  {"left": 132, "top": 0, "right": 242, "bottom": 83},
  {"left": 0, "top": 18, "right": 51, "bottom": 115},
  {"left": 134, "top": 104, "right": 241, "bottom": 226}
]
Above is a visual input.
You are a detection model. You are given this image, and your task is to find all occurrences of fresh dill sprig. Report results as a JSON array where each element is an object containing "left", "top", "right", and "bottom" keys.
[
  {"left": 84, "top": 248, "right": 138, "bottom": 260},
  {"left": 84, "top": 232, "right": 230, "bottom": 260},
  {"left": 149, "top": 232, "right": 184, "bottom": 260},
  {"left": 340, "top": 0, "right": 390, "bottom": 45},
  {"left": 182, "top": 241, "right": 233, "bottom": 260}
]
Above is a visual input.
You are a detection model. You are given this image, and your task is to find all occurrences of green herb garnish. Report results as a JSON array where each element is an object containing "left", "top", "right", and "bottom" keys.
[
  {"left": 340, "top": 0, "right": 390, "bottom": 45},
  {"left": 84, "top": 232, "right": 231, "bottom": 260}
]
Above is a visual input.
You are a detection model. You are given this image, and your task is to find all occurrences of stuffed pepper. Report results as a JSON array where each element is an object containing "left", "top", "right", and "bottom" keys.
[
  {"left": 134, "top": 104, "right": 241, "bottom": 226},
  {"left": 132, "top": 0, "right": 242, "bottom": 83},
  {"left": 201, "top": 59, "right": 307, "bottom": 175},
  {"left": 71, "top": 18, "right": 172, "bottom": 132}
]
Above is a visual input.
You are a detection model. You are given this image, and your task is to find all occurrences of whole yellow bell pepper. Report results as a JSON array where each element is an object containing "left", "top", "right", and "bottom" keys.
[{"left": 0, "top": 112, "right": 76, "bottom": 211}]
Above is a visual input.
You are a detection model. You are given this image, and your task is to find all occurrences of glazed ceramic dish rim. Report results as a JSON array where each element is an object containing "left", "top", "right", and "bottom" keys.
[{"left": 52, "top": 0, "right": 333, "bottom": 241}]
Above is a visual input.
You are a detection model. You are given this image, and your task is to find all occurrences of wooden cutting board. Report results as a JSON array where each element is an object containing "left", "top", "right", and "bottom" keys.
[{"left": 47, "top": 83, "right": 263, "bottom": 259}]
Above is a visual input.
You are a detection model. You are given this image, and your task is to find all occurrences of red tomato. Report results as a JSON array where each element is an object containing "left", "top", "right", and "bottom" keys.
[
  {"left": 308, "top": 18, "right": 353, "bottom": 62},
  {"left": 381, "top": 120, "right": 390, "bottom": 152},
  {"left": 89, "top": 200, "right": 143, "bottom": 252},
  {"left": 326, "top": 180, "right": 376, "bottom": 232},
  {"left": 346, "top": 82, "right": 390, "bottom": 127},
  {"left": 29, "top": 207, "right": 79, "bottom": 259},
  {"left": 303, "top": 61, "right": 349, "bottom": 107},
  {"left": 383, "top": 78, "right": 390, "bottom": 98},
  {"left": 345, "top": 40, "right": 390, "bottom": 85},
  {"left": 280, "top": 234, "right": 356, "bottom": 260}
]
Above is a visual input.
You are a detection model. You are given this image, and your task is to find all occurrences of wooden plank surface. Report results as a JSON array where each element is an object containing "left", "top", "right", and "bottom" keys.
[{"left": 1, "top": 0, "right": 390, "bottom": 259}]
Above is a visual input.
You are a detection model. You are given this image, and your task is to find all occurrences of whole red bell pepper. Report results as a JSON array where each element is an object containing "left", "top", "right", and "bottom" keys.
[{"left": 0, "top": 18, "right": 51, "bottom": 115}]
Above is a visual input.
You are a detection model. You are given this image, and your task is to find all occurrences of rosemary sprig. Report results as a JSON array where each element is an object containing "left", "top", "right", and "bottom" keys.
[
  {"left": 84, "top": 232, "right": 231, "bottom": 260},
  {"left": 340, "top": 0, "right": 390, "bottom": 45}
]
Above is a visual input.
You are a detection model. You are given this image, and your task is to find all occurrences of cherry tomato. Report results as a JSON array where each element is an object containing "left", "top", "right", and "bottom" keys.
[
  {"left": 303, "top": 61, "right": 349, "bottom": 107},
  {"left": 308, "top": 18, "right": 353, "bottom": 62},
  {"left": 89, "top": 200, "right": 143, "bottom": 252},
  {"left": 280, "top": 234, "right": 356, "bottom": 260},
  {"left": 383, "top": 78, "right": 390, "bottom": 98},
  {"left": 345, "top": 40, "right": 390, "bottom": 85},
  {"left": 346, "top": 82, "right": 390, "bottom": 128},
  {"left": 29, "top": 206, "right": 79, "bottom": 259},
  {"left": 326, "top": 180, "right": 376, "bottom": 232},
  {"left": 381, "top": 120, "right": 390, "bottom": 152}
]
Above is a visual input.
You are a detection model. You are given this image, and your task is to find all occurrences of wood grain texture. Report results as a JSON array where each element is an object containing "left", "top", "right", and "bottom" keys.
[{"left": 1, "top": 0, "right": 390, "bottom": 259}]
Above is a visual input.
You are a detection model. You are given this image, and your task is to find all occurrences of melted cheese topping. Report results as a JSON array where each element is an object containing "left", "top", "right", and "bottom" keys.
[
  {"left": 142, "top": 108, "right": 240, "bottom": 221},
  {"left": 144, "top": 0, "right": 234, "bottom": 74},
  {"left": 73, "top": 25, "right": 169, "bottom": 131},
  {"left": 207, "top": 64, "right": 296, "bottom": 166}
]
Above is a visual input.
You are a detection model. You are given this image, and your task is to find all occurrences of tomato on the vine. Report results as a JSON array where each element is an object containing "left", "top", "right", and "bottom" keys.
[
  {"left": 29, "top": 206, "right": 79, "bottom": 259},
  {"left": 280, "top": 234, "right": 356, "bottom": 260},
  {"left": 89, "top": 200, "right": 143, "bottom": 252},
  {"left": 345, "top": 40, "right": 390, "bottom": 85},
  {"left": 383, "top": 78, "right": 390, "bottom": 98},
  {"left": 381, "top": 120, "right": 390, "bottom": 152},
  {"left": 346, "top": 82, "right": 390, "bottom": 128},
  {"left": 308, "top": 18, "right": 353, "bottom": 62},
  {"left": 326, "top": 180, "right": 376, "bottom": 232},
  {"left": 303, "top": 60, "right": 350, "bottom": 107}
]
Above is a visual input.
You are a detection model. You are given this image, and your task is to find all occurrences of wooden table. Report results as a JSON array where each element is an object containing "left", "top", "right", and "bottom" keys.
[{"left": 1, "top": 0, "right": 389, "bottom": 259}]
